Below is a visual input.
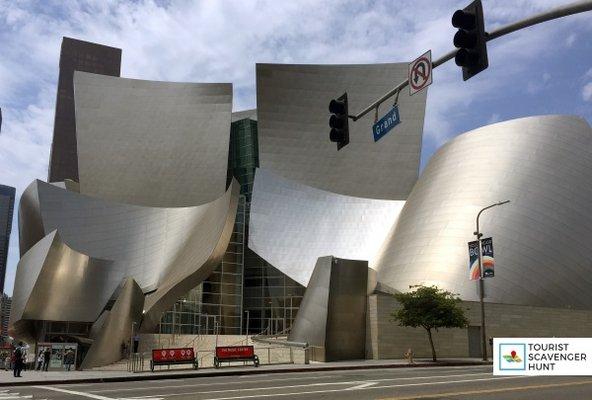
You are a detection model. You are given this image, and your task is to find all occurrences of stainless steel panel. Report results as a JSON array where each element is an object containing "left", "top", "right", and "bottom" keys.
[
  {"left": 256, "top": 63, "right": 427, "bottom": 200},
  {"left": 288, "top": 256, "right": 332, "bottom": 349},
  {"left": 74, "top": 72, "right": 232, "bottom": 207},
  {"left": 373, "top": 115, "right": 592, "bottom": 309},
  {"left": 82, "top": 277, "right": 144, "bottom": 369},
  {"left": 19, "top": 179, "right": 238, "bottom": 293},
  {"left": 249, "top": 168, "right": 404, "bottom": 286},
  {"left": 289, "top": 256, "right": 368, "bottom": 361},
  {"left": 10, "top": 230, "right": 116, "bottom": 328},
  {"left": 11, "top": 179, "right": 240, "bottom": 342}
]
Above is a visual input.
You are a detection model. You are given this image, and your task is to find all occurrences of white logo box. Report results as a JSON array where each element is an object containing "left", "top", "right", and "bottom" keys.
[{"left": 494, "top": 338, "right": 592, "bottom": 375}]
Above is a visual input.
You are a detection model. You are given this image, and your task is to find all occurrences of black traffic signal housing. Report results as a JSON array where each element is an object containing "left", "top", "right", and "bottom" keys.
[
  {"left": 452, "top": 0, "right": 488, "bottom": 81},
  {"left": 329, "top": 93, "right": 349, "bottom": 150}
]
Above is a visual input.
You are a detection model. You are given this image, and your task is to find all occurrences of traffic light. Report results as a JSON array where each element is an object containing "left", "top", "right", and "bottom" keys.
[
  {"left": 328, "top": 93, "right": 349, "bottom": 150},
  {"left": 452, "top": 0, "right": 488, "bottom": 81}
]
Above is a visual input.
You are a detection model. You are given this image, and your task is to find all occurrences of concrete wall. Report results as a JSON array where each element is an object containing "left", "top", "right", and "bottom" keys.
[{"left": 369, "top": 293, "right": 592, "bottom": 359}]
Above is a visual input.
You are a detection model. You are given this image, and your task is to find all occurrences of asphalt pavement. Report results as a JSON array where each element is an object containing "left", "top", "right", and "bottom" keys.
[{"left": 3, "top": 365, "right": 592, "bottom": 399}]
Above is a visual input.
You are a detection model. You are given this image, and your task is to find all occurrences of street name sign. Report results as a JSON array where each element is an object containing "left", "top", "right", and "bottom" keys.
[
  {"left": 372, "top": 105, "right": 401, "bottom": 142},
  {"left": 409, "top": 50, "right": 433, "bottom": 96}
]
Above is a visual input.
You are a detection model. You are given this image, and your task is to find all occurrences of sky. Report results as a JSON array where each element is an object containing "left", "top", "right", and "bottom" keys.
[{"left": 0, "top": 0, "right": 591, "bottom": 296}]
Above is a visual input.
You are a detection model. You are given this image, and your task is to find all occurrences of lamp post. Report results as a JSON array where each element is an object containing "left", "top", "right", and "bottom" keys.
[
  {"left": 130, "top": 321, "right": 137, "bottom": 359},
  {"left": 244, "top": 310, "right": 250, "bottom": 344},
  {"left": 474, "top": 200, "right": 510, "bottom": 361}
]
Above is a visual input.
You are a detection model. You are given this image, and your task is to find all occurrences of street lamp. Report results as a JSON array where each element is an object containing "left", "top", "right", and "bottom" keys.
[
  {"left": 129, "top": 321, "right": 137, "bottom": 359},
  {"left": 244, "top": 310, "right": 250, "bottom": 344},
  {"left": 474, "top": 200, "right": 510, "bottom": 362}
]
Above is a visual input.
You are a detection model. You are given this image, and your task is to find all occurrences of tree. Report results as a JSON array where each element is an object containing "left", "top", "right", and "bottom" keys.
[{"left": 391, "top": 285, "right": 469, "bottom": 362}]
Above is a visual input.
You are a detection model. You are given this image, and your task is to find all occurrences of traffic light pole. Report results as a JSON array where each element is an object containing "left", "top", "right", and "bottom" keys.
[{"left": 349, "top": 0, "right": 592, "bottom": 122}]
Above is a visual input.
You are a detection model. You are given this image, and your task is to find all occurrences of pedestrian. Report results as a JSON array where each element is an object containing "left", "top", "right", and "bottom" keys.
[
  {"left": 404, "top": 347, "right": 414, "bottom": 365},
  {"left": 63, "top": 349, "right": 75, "bottom": 372},
  {"left": 36, "top": 350, "right": 43, "bottom": 371},
  {"left": 133, "top": 335, "right": 140, "bottom": 354},
  {"left": 4, "top": 351, "right": 10, "bottom": 371},
  {"left": 120, "top": 341, "right": 126, "bottom": 358},
  {"left": 42, "top": 347, "right": 51, "bottom": 371},
  {"left": 0, "top": 352, "right": 6, "bottom": 371},
  {"left": 13, "top": 342, "right": 24, "bottom": 377}
]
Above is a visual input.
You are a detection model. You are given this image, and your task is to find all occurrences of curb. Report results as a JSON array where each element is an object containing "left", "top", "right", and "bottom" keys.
[{"left": 0, "top": 361, "right": 492, "bottom": 387}]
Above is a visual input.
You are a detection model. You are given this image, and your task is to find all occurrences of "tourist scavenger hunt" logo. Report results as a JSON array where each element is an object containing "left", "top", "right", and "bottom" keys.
[{"left": 494, "top": 338, "right": 592, "bottom": 375}]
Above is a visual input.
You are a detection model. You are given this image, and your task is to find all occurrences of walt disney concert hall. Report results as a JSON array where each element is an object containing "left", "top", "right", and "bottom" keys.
[{"left": 10, "top": 37, "right": 592, "bottom": 367}]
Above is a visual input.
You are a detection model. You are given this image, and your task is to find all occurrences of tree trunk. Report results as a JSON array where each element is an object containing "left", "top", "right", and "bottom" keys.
[{"left": 426, "top": 328, "right": 437, "bottom": 362}]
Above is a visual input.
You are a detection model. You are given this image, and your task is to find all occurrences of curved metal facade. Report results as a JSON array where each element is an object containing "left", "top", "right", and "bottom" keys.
[
  {"left": 11, "top": 179, "right": 239, "bottom": 336},
  {"left": 373, "top": 115, "right": 592, "bottom": 309},
  {"left": 256, "top": 63, "right": 427, "bottom": 200},
  {"left": 74, "top": 72, "right": 232, "bottom": 207},
  {"left": 18, "top": 180, "right": 238, "bottom": 292},
  {"left": 249, "top": 169, "right": 404, "bottom": 286},
  {"left": 10, "top": 230, "right": 116, "bottom": 340}
]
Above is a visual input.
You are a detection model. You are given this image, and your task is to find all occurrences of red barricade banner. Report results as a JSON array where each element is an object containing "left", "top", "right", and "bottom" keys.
[
  {"left": 216, "top": 346, "right": 254, "bottom": 359},
  {"left": 152, "top": 348, "right": 194, "bottom": 362}
]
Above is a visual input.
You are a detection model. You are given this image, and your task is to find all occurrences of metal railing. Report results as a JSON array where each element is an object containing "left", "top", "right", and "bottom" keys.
[
  {"left": 127, "top": 352, "right": 145, "bottom": 372},
  {"left": 196, "top": 345, "right": 304, "bottom": 368}
]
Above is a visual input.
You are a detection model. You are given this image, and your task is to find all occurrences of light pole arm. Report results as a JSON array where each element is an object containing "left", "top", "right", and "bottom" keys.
[{"left": 475, "top": 200, "right": 510, "bottom": 237}]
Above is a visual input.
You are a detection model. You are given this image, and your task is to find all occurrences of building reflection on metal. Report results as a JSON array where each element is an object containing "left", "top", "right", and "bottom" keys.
[
  {"left": 249, "top": 168, "right": 404, "bottom": 286},
  {"left": 372, "top": 115, "right": 592, "bottom": 309},
  {"left": 256, "top": 63, "right": 427, "bottom": 200}
]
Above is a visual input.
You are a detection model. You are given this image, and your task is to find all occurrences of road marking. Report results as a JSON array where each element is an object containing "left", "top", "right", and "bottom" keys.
[
  {"left": 180, "top": 372, "right": 493, "bottom": 395},
  {"left": 377, "top": 379, "right": 592, "bottom": 399},
  {"left": 348, "top": 382, "right": 378, "bottom": 390},
  {"left": 86, "top": 374, "right": 339, "bottom": 393},
  {"left": 87, "top": 371, "right": 491, "bottom": 394},
  {"left": 162, "top": 376, "right": 524, "bottom": 399},
  {"left": 33, "top": 386, "right": 113, "bottom": 400},
  {"left": 0, "top": 390, "right": 33, "bottom": 400},
  {"left": 120, "top": 397, "right": 165, "bottom": 400},
  {"left": 32, "top": 387, "right": 164, "bottom": 400}
]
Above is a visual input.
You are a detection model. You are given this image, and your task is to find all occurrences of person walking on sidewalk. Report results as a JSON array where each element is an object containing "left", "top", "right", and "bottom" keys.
[
  {"left": 4, "top": 351, "right": 10, "bottom": 371},
  {"left": 42, "top": 347, "right": 51, "bottom": 371},
  {"left": 64, "top": 348, "right": 75, "bottom": 371},
  {"left": 404, "top": 348, "right": 414, "bottom": 365},
  {"left": 36, "top": 350, "right": 44, "bottom": 370},
  {"left": 13, "top": 342, "right": 24, "bottom": 377}
]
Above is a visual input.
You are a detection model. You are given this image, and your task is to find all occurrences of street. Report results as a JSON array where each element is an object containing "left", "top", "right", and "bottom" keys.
[{"left": 4, "top": 365, "right": 592, "bottom": 400}]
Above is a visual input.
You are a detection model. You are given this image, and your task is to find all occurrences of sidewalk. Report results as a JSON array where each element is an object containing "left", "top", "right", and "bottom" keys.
[{"left": 0, "top": 358, "right": 491, "bottom": 387}]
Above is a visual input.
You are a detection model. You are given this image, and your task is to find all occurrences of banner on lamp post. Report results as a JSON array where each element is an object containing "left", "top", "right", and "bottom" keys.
[
  {"left": 468, "top": 240, "right": 480, "bottom": 280},
  {"left": 481, "top": 237, "right": 494, "bottom": 278}
]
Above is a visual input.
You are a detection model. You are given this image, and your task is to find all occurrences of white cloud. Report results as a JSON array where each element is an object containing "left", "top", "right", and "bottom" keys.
[
  {"left": 566, "top": 33, "right": 577, "bottom": 47},
  {"left": 583, "top": 82, "right": 592, "bottom": 102},
  {"left": 487, "top": 113, "right": 502, "bottom": 124}
]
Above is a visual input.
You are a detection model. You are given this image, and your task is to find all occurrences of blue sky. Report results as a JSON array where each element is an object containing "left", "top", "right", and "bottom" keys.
[{"left": 0, "top": 0, "right": 591, "bottom": 295}]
